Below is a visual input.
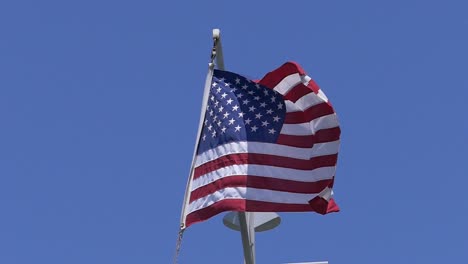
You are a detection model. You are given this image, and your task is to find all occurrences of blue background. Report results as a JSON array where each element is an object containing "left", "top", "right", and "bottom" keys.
[{"left": 0, "top": 0, "right": 467, "bottom": 263}]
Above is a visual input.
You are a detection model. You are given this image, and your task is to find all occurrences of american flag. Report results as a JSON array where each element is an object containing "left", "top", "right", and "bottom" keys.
[{"left": 184, "top": 62, "right": 341, "bottom": 227}]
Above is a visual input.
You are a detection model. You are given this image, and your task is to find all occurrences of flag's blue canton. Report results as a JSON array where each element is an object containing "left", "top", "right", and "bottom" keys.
[{"left": 197, "top": 70, "right": 286, "bottom": 154}]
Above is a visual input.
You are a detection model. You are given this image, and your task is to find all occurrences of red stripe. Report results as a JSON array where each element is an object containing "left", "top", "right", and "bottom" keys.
[
  {"left": 245, "top": 200, "right": 315, "bottom": 212},
  {"left": 327, "top": 198, "right": 340, "bottom": 213},
  {"left": 186, "top": 199, "right": 245, "bottom": 228},
  {"left": 307, "top": 79, "right": 321, "bottom": 94},
  {"left": 283, "top": 83, "right": 313, "bottom": 102},
  {"left": 284, "top": 102, "right": 335, "bottom": 124},
  {"left": 257, "top": 62, "right": 305, "bottom": 89},
  {"left": 315, "top": 127, "right": 341, "bottom": 143},
  {"left": 185, "top": 198, "right": 334, "bottom": 227},
  {"left": 277, "top": 134, "right": 315, "bottom": 148},
  {"left": 193, "top": 153, "right": 338, "bottom": 179},
  {"left": 276, "top": 127, "right": 340, "bottom": 148},
  {"left": 190, "top": 176, "right": 247, "bottom": 202},
  {"left": 309, "top": 196, "right": 340, "bottom": 214},
  {"left": 247, "top": 177, "right": 332, "bottom": 194},
  {"left": 189, "top": 175, "right": 334, "bottom": 202}
]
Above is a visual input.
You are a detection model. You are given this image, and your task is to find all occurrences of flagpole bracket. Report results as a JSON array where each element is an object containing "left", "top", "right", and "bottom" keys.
[{"left": 223, "top": 212, "right": 281, "bottom": 232}]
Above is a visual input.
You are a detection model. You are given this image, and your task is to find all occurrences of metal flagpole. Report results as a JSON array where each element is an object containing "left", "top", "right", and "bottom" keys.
[
  {"left": 179, "top": 59, "right": 215, "bottom": 230},
  {"left": 212, "top": 29, "right": 256, "bottom": 264},
  {"left": 174, "top": 31, "right": 217, "bottom": 264}
]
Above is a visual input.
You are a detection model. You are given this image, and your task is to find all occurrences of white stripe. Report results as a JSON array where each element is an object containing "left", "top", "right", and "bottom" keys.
[
  {"left": 188, "top": 187, "right": 246, "bottom": 214},
  {"left": 318, "top": 187, "right": 332, "bottom": 201},
  {"left": 188, "top": 187, "right": 319, "bottom": 214},
  {"left": 273, "top": 73, "right": 301, "bottom": 95},
  {"left": 191, "top": 165, "right": 336, "bottom": 191},
  {"left": 283, "top": 74, "right": 330, "bottom": 111},
  {"left": 317, "top": 89, "right": 329, "bottom": 102},
  {"left": 301, "top": 75, "right": 311, "bottom": 86},
  {"left": 285, "top": 92, "right": 325, "bottom": 112},
  {"left": 280, "top": 114, "right": 339, "bottom": 136},
  {"left": 194, "top": 140, "right": 340, "bottom": 167}
]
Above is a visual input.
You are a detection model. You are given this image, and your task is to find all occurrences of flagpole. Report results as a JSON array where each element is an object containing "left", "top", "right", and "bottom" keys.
[
  {"left": 174, "top": 30, "right": 218, "bottom": 264},
  {"left": 179, "top": 47, "right": 216, "bottom": 230},
  {"left": 212, "top": 28, "right": 256, "bottom": 264}
]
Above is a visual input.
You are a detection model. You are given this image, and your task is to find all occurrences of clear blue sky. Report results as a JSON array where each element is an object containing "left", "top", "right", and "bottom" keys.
[{"left": 1, "top": 0, "right": 467, "bottom": 263}]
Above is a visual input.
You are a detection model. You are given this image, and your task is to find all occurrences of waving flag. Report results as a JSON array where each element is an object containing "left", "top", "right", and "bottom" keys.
[{"left": 183, "top": 62, "right": 341, "bottom": 227}]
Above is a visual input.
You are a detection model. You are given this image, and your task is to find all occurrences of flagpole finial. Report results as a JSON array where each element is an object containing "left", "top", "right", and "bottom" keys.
[{"left": 212, "top": 28, "right": 221, "bottom": 40}]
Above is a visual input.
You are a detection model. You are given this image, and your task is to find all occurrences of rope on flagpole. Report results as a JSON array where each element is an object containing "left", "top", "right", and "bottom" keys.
[
  {"left": 172, "top": 224, "right": 185, "bottom": 264},
  {"left": 211, "top": 36, "right": 218, "bottom": 64}
]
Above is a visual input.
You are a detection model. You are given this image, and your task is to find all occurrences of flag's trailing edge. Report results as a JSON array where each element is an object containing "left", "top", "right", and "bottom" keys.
[{"left": 182, "top": 62, "right": 341, "bottom": 228}]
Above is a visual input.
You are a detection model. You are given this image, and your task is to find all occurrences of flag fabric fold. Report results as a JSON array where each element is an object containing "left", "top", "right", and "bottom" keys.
[{"left": 183, "top": 62, "right": 341, "bottom": 227}]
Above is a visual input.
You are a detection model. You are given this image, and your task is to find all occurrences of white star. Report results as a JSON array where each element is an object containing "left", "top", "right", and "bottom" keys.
[
  {"left": 212, "top": 82, "right": 218, "bottom": 87},
  {"left": 255, "top": 113, "right": 263, "bottom": 119},
  {"left": 248, "top": 90, "right": 254, "bottom": 95},
  {"left": 209, "top": 110, "right": 214, "bottom": 116},
  {"left": 271, "top": 96, "right": 276, "bottom": 102},
  {"left": 210, "top": 95, "right": 215, "bottom": 101},
  {"left": 202, "top": 134, "right": 206, "bottom": 140},
  {"left": 232, "top": 105, "right": 239, "bottom": 111},
  {"left": 221, "top": 92, "right": 228, "bottom": 99},
  {"left": 212, "top": 131, "right": 217, "bottom": 137},
  {"left": 241, "top": 84, "right": 248, "bottom": 90},
  {"left": 255, "top": 83, "right": 260, "bottom": 89},
  {"left": 266, "top": 109, "right": 273, "bottom": 114},
  {"left": 237, "top": 93, "right": 244, "bottom": 98},
  {"left": 213, "top": 115, "right": 218, "bottom": 121},
  {"left": 261, "top": 120, "right": 270, "bottom": 127},
  {"left": 231, "top": 87, "right": 237, "bottom": 93},
  {"left": 245, "top": 118, "right": 252, "bottom": 125},
  {"left": 204, "top": 119, "right": 208, "bottom": 125},
  {"left": 249, "top": 106, "right": 256, "bottom": 112},
  {"left": 208, "top": 124, "right": 213, "bottom": 131},
  {"left": 217, "top": 120, "right": 222, "bottom": 126},
  {"left": 226, "top": 98, "right": 233, "bottom": 105},
  {"left": 251, "top": 125, "right": 258, "bottom": 132},
  {"left": 268, "top": 128, "right": 276, "bottom": 134},
  {"left": 238, "top": 112, "right": 245, "bottom": 118},
  {"left": 214, "top": 100, "right": 219, "bottom": 107},
  {"left": 216, "top": 87, "right": 221, "bottom": 93},
  {"left": 228, "top": 118, "right": 235, "bottom": 125},
  {"left": 260, "top": 102, "right": 266, "bottom": 108},
  {"left": 254, "top": 96, "right": 260, "bottom": 101},
  {"left": 223, "top": 112, "right": 230, "bottom": 119},
  {"left": 224, "top": 82, "right": 231, "bottom": 87},
  {"left": 219, "top": 77, "right": 225, "bottom": 82},
  {"left": 277, "top": 102, "right": 283, "bottom": 109},
  {"left": 263, "top": 90, "right": 269, "bottom": 96},
  {"left": 234, "top": 125, "right": 241, "bottom": 132},
  {"left": 221, "top": 126, "right": 227, "bottom": 133},
  {"left": 235, "top": 78, "right": 241, "bottom": 84},
  {"left": 273, "top": 116, "right": 281, "bottom": 122},
  {"left": 218, "top": 106, "right": 224, "bottom": 112},
  {"left": 242, "top": 99, "right": 250, "bottom": 105}
]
